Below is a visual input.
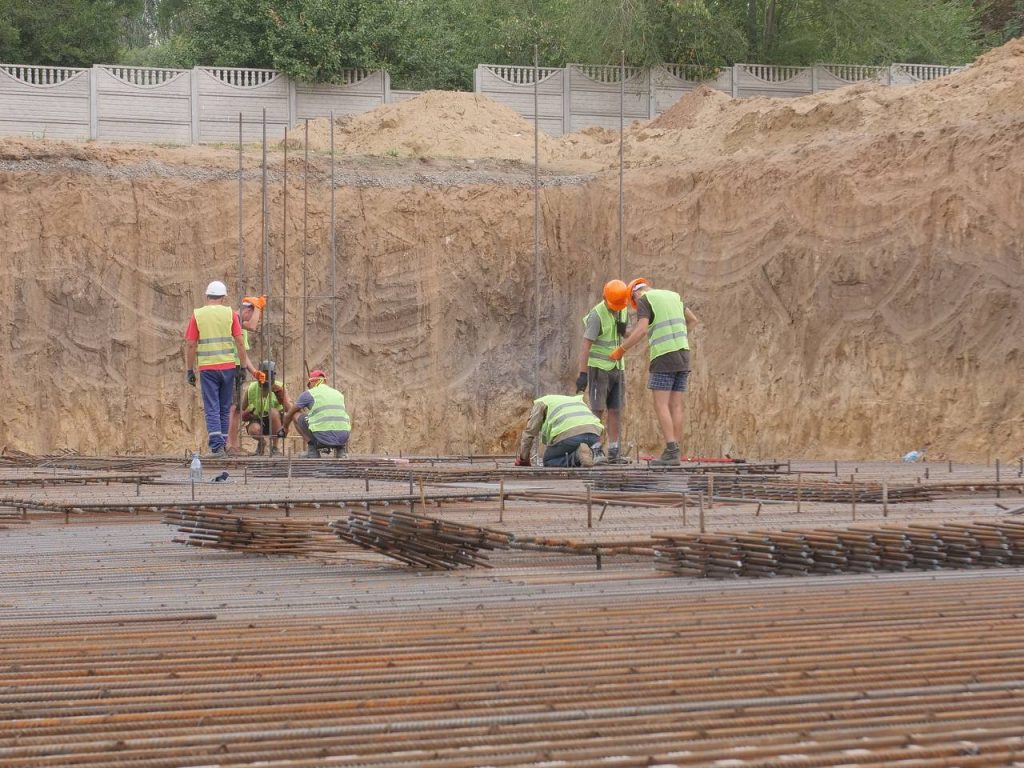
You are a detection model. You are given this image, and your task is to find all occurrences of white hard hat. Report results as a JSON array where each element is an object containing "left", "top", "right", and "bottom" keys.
[{"left": 205, "top": 280, "right": 228, "bottom": 297}]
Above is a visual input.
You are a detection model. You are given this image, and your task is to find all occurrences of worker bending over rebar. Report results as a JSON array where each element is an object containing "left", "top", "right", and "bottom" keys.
[
  {"left": 516, "top": 393, "right": 606, "bottom": 468},
  {"left": 279, "top": 369, "right": 351, "bottom": 458},
  {"left": 241, "top": 360, "right": 292, "bottom": 456},
  {"left": 610, "top": 278, "right": 698, "bottom": 467}
]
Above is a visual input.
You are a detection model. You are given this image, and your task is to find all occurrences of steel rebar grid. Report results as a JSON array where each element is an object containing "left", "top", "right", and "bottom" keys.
[{"left": 3, "top": 575, "right": 1024, "bottom": 767}]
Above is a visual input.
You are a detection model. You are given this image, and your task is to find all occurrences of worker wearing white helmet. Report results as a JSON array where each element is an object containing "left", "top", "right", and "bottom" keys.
[{"left": 184, "top": 280, "right": 263, "bottom": 458}]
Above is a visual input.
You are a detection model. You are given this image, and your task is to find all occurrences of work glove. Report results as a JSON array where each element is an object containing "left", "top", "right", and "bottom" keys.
[
  {"left": 276, "top": 429, "right": 287, "bottom": 439},
  {"left": 254, "top": 370, "right": 267, "bottom": 384},
  {"left": 514, "top": 457, "right": 530, "bottom": 467},
  {"left": 609, "top": 346, "right": 626, "bottom": 362},
  {"left": 575, "top": 371, "right": 588, "bottom": 393},
  {"left": 187, "top": 369, "right": 196, "bottom": 387}
]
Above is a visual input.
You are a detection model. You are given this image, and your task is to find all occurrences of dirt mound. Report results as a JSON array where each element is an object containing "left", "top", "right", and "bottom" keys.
[
  {"left": 299, "top": 90, "right": 556, "bottom": 162},
  {"left": 648, "top": 85, "right": 731, "bottom": 130}
]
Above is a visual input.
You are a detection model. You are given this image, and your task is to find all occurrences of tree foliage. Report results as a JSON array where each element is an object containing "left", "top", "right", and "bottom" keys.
[
  {"left": 1, "top": 0, "right": 1005, "bottom": 88},
  {"left": 0, "top": 0, "right": 142, "bottom": 66}
]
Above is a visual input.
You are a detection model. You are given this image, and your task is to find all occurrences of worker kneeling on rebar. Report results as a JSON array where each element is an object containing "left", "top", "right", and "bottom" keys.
[
  {"left": 241, "top": 361, "right": 292, "bottom": 456},
  {"left": 279, "top": 369, "right": 351, "bottom": 459},
  {"left": 515, "top": 393, "right": 606, "bottom": 468}
]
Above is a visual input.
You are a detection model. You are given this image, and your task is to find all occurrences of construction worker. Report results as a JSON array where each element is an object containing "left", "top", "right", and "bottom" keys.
[
  {"left": 577, "top": 279, "right": 630, "bottom": 463},
  {"left": 241, "top": 360, "right": 292, "bottom": 456},
  {"left": 515, "top": 393, "right": 606, "bottom": 468},
  {"left": 227, "top": 295, "right": 266, "bottom": 453},
  {"left": 279, "top": 369, "right": 351, "bottom": 458},
  {"left": 184, "top": 280, "right": 263, "bottom": 458},
  {"left": 610, "top": 278, "right": 698, "bottom": 467}
]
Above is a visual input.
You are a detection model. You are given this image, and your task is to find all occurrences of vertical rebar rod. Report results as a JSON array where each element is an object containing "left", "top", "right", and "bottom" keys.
[
  {"left": 302, "top": 118, "right": 309, "bottom": 377},
  {"left": 618, "top": 49, "right": 625, "bottom": 276},
  {"left": 237, "top": 113, "right": 244, "bottom": 299},
  {"left": 533, "top": 44, "right": 541, "bottom": 397},
  {"left": 282, "top": 127, "right": 288, "bottom": 386},
  {"left": 261, "top": 108, "right": 269, "bottom": 362},
  {"left": 330, "top": 111, "right": 338, "bottom": 383}
]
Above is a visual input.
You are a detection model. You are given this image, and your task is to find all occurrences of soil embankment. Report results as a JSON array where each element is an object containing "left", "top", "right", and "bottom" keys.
[{"left": 1, "top": 39, "right": 1022, "bottom": 459}]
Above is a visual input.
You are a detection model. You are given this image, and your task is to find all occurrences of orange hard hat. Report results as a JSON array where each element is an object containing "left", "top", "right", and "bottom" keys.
[
  {"left": 602, "top": 279, "right": 629, "bottom": 311},
  {"left": 627, "top": 277, "right": 652, "bottom": 309}
]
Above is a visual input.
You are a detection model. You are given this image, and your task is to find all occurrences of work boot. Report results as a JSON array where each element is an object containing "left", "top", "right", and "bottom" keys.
[
  {"left": 254, "top": 438, "right": 266, "bottom": 456},
  {"left": 305, "top": 442, "right": 320, "bottom": 459},
  {"left": 269, "top": 443, "right": 279, "bottom": 457},
  {"left": 607, "top": 447, "right": 630, "bottom": 465},
  {"left": 592, "top": 443, "right": 608, "bottom": 466},
  {"left": 574, "top": 442, "right": 594, "bottom": 468},
  {"left": 208, "top": 448, "right": 227, "bottom": 459},
  {"left": 333, "top": 446, "right": 348, "bottom": 459},
  {"left": 650, "top": 443, "right": 681, "bottom": 467}
]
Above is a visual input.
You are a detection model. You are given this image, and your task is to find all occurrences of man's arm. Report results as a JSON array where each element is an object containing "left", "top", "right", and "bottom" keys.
[
  {"left": 241, "top": 385, "right": 250, "bottom": 416},
  {"left": 277, "top": 385, "right": 294, "bottom": 412},
  {"left": 619, "top": 317, "right": 649, "bottom": 353},
  {"left": 517, "top": 402, "right": 547, "bottom": 464},
  {"left": 577, "top": 340, "right": 593, "bottom": 376},
  {"left": 684, "top": 306, "right": 698, "bottom": 330},
  {"left": 280, "top": 403, "right": 300, "bottom": 432},
  {"left": 185, "top": 340, "right": 198, "bottom": 370}
]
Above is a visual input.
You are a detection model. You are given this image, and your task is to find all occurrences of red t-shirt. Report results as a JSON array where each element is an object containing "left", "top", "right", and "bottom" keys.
[{"left": 185, "top": 309, "right": 243, "bottom": 371}]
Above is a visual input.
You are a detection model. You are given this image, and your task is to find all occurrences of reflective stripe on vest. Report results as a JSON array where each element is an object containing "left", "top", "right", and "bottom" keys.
[
  {"left": 644, "top": 289, "right": 688, "bottom": 361},
  {"left": 194, "top": 305, "right": 236, "bottom": 366},
  {"left": 246, "top": 381, "right": 281, "bottom": 417},
  {"left": 582, "top": 302, "right": 625, "bottom": 371},
  {"left": 536, "top": 394, "right": 602, "bottom": 444},
  {"left": 232, "top": 328, "right": 250, "bottom": 366},
  {"left": 307, "top": 385, "right": 351, "bottom": 432}
]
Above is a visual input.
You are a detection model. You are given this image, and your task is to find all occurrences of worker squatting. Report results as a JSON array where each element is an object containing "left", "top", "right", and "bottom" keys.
[{"left": 186, "top": 277, "right": 694, "bottom": 465}]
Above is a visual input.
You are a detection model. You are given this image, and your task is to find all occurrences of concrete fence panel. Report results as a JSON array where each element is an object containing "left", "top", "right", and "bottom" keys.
[
  {"left": 890, "top": 63, "right": 967, "bottom": 86},
  {"left": 651, "top": 65, "right": 733, "bottom": 115},
  {"left": 387, "top": 90, "right": 423, "bottom": 104},
  {"left": 0, "top": 65, "right": 91, "bottom": 140},
  {"left": 94, "top": 66, "right": 192, "bottom": 144},
  {"left": 813, "top": 64, "right": 890, "bottom": 92},
  {"left": 196, "top": 67, "right": 290, "bottom": 144},
  {"left": 294, "top": 69, "right": 387, "bottom": 120},
  {"left": 475, "top": 65, "right": 565, "bottom": 136},
  {"left": 734, "top": 63, "right": 814, "bottom": 98},
  {"left": 567, "top": 64, "right": 649, "bottom": 133}
]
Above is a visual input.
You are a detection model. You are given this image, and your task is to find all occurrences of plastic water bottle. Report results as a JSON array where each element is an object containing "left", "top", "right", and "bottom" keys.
[{"left": 189, "top": 452, "right": 203, "bottom": 482}]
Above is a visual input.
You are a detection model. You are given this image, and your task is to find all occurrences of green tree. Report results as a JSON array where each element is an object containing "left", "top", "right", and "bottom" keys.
[{"left": 0, "top": 0, "right": 143, "bottom": 65}]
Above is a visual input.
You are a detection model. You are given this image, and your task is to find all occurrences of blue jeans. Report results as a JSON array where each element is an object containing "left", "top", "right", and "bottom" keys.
[
  {"left": 200, "top": 368, "right": 235, "bottom": 451},
  {"left": 543, "top": 433, "right": 601, "bottom": 467}
]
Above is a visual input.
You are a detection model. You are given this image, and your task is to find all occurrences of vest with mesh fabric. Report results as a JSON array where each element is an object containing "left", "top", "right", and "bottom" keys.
[
  {"left": 194, "top": 305, "right": 236, "bottom": 368},
  {"left": 582, "top": 302, "right": 625, "bottom": 371},
  {"left": 307, "top": 385, "right": 351, "bottom": 432},
  {"left": 536, "top": 394, "right": 602, "bottom": 444},
  {"left": 644, "top": 289, "right": 688, "bottom": 361},
  {"left": 246, "top": 381, "right": 281, "bottom": 417}
]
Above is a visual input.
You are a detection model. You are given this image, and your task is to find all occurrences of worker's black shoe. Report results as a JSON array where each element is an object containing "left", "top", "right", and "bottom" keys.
[
  {"left": 650, "top": 444, "right": 681, "bottom": 467},
  {"left": 254, "top": 439, "right": 266, "bottom": 456},
  {"left": 607, "top": 451, "right": 630, "bottom": 464},
  {"left": 269, "top": 444, "right": 280, "bottom": 457},
  {"left": 305, "top": 443, "right": 320, "bottom": 459},
  {"left": 333, "top": 446, "right": 347, "bottom": 459}
]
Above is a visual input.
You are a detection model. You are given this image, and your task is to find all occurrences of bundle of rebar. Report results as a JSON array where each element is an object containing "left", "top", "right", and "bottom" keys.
[
  {"left": 164, "top": 509, "right": 343, "bottom": 558},
  {"left": 654, "top": 518, "right": 1024, "bottom": 577},
  {"left": 330, "top": 510, "right": 512, "bottom": 569}
]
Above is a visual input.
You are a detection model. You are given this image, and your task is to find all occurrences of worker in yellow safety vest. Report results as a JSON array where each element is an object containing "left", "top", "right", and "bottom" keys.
[
  {"left": 184, "top": 280, "right": 263, "bottom": 458},
  {"left": 280, "top": 369, "right": 352, "bottom": 459},
  {"left": 515, "top": 393, "right": 606, "bottom": 468},
  {"left": 609, "top": 278, "right": 698, "bottom": 466},
  {"left": 241, "top": 360, "right": 293, "bottom": 456},
  {"left": 577, "top": 279, "right": 630, "bottom": 463},
  {"left": 227, "top": 294, "right": 266, "bottom": 453}
]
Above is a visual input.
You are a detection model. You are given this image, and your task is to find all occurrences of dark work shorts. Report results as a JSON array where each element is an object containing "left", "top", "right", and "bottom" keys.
[
  {"left": 648, "top": 370, "right": 690, "bottom": 392},
  {"left": 588, "top": 367, "right": 624, "bottom": 410}
]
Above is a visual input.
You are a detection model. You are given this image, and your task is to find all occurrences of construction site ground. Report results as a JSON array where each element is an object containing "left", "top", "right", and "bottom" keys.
[{"left": 4, "top": 455, "right": 1024, "bottom": 766}]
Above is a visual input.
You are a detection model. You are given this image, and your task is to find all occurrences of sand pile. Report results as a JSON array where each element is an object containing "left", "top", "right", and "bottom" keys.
[{"left": 300, "top": 90, "right": 556, "bottom": 162}]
